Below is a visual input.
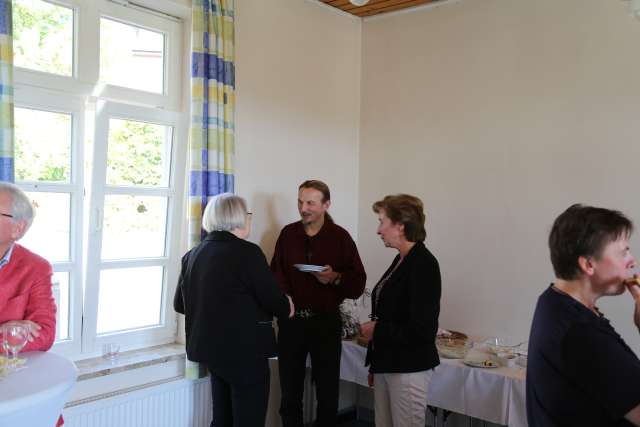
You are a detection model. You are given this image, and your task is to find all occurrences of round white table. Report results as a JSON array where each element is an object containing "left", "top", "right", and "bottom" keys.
[{"left": 0, "top": 351, "right": 77, "bottom": 427}]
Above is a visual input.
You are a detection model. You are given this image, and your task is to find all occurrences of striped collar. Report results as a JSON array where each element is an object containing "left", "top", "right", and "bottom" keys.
[{"left": 0, "top": 243, "right": 15, "bottom": 270}]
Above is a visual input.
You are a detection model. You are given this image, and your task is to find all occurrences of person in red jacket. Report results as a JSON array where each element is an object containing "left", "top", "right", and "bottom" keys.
[{"left": 0, "top": 182, "right": 56, "bottom": 353}]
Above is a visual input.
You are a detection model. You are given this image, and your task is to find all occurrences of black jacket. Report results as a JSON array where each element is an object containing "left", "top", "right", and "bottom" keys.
[
  {"left": 174, "top": 231, "right": 290, "bottom": 376},
  {"left": 365, "top": 241, "right": 441, "bottom": 374}
]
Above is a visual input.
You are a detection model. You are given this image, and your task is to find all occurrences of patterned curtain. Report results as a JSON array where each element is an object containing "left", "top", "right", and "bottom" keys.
[
  {"left": 0, "top": 0, "right": 13, "bottom": 182},
  {"left": 189, "top": 0, "right": 235, "bottom": 247}
]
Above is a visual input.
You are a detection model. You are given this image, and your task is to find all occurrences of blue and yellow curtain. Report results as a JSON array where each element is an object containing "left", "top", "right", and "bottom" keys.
[
  {"left": 189, "top": 0, "right": 235, "bottom": 247},
  {"left": 0, "top": 0, "right": 13, "bottom": 182}
]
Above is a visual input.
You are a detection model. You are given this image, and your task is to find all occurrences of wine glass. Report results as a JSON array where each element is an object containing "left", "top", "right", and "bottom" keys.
[{"left": 2, "top": 323, "right": 29, "bottom": 369}]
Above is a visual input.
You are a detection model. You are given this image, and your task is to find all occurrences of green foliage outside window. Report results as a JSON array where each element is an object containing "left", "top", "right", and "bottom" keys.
[
  {"left": 107, "top": 119, "right": 168, "bottom": 187},
  {"left": 13, "top": 0, "right": 73, "bottom": 76}
]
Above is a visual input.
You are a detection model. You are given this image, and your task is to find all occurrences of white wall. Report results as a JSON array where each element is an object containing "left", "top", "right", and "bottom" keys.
[
  {"left": 235, "top": 0, "right": 362, "bottom": 260},
  {"left": 357, "top": 0, "right": 640, "bottom": 351},
  {"left": 176, "top": 0, "right": 361, "bottom": 343}
]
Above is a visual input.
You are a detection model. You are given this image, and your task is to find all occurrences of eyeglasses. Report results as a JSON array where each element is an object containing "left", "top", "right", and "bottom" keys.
[{"left": 0, "top": 212, "right": 13, "bottom": 218}]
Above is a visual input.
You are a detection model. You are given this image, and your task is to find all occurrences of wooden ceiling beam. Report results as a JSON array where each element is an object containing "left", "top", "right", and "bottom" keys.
[
  {"left": 342, "top": 0, "right": 401, "bottom": 12},
  {"left": 319, "top": 0, "right": 440, "bottom": 17},
  {"left": 356, "top": 0, "right": 438, "bottom": 17}
]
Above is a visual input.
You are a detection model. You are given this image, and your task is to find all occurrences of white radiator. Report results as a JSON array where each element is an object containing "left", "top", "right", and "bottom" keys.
[{"left": 62, "top": 378, "right": 212, "bottom": 427}]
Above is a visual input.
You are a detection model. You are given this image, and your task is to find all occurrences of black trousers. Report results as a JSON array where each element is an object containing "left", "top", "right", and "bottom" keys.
[
  {"left": 277, "top": 312, "right": 342, "bottom": 427},
  {"left": 207, "top": 358, "right": 270, "bottom": 427}
]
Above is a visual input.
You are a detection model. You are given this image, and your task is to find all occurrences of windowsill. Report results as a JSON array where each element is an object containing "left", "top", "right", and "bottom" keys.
[
  {"left": 74, "top": 343, "right": 186, "bottom": 381},
  {"left": 66, "top": 343, "right": 189, "bottom": 406}
]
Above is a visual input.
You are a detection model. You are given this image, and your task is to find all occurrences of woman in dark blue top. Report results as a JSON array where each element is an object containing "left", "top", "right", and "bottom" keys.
[{"left": 527, "top": 204, "right": 640, "bottom": 426}]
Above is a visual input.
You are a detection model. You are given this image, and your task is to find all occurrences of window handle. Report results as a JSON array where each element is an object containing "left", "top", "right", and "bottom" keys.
[{"left": 95, "top": 207, "right": 103, "bottom": 232}]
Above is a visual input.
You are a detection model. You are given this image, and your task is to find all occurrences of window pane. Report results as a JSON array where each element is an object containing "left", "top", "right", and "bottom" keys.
[
  {"left": 97, "top": 267, "right": 163, "bottom": 334},
  {"left": 20, "top": 192, "right": 70, "bottom": 263},
  {"left": 52, "top": 272, "right": 69, "bottom": 341},
  {"left": 15, "top": 107, "right": 72, "bottom": 183},
  {"left": 100, "top": 18, "right": 164, "bottom": 93},
  {"left": 13, "top": 0, "right": 73, "bottom": 76},
  {"left": 101, "top": 195, "right": 168, "bottom": 259},
  {"left": 106, "top": 119, "right": 173, "bottom": 187}
]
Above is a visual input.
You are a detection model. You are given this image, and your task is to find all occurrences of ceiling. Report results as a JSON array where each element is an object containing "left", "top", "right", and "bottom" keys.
[{"left": 320, "top": 0, "right": 441, "bottom": 18}]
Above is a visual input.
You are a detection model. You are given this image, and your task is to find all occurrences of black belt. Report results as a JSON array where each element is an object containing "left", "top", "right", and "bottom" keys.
[
  {"left": 294, "top": 308, "right": 317, "bottom": 319},
  {"left": 293, "top": 309, "right": 340, "bottom": 319}
]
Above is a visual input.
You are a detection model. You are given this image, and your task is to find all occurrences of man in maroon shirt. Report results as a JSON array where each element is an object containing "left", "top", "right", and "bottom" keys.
[{"left": 271, "top": 180, "right": 366, "bottom": 427}]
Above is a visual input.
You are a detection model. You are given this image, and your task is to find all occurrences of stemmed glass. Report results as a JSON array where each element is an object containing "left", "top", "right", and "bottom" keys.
[{"left": 2, "top": 323, "right": 29, "bottom": 370}]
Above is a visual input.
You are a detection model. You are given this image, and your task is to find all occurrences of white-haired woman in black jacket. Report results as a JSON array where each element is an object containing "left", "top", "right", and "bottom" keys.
[{"left": 175, "top": 193, "right": 293, "bottom": 427}]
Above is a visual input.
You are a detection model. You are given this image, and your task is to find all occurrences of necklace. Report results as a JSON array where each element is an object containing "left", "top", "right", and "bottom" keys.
[
  {"left": 372, "top": 257, "right": 404, "bottom": 315},
  {"left": 551, "top": 284, "right": 602, "bottom": 317}
]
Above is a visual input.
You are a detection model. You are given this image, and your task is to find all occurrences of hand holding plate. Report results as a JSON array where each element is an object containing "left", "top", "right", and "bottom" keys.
[{"left": 311, "top": 265, "right": 338, "bottom": 285}]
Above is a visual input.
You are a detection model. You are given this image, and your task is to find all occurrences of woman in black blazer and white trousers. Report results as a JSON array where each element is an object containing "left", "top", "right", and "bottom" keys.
[
  {"left": 360, "top": 194, "right": 441, "bottom": 427},
  {"left": 174, "top": 193, "right": 293, "bottom": 427}
]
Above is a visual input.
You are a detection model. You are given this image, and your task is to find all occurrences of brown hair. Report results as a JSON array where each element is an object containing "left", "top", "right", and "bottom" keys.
[
  {"left": 372, "top": 194, "right": 426, "bottom": 242},
  {"left": 299, "top": 180, "right": 333, "bottom": 223},
  {"left": 299, "top": 180, "right": 330, "bottom": 202},
  {"left": 549, "top": 204, "right": 633, "bottom": 280}
]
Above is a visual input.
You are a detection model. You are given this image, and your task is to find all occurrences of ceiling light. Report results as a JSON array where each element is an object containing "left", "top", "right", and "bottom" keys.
[{"left": 349, "top": 0, "right": 370, "bottom": 6}]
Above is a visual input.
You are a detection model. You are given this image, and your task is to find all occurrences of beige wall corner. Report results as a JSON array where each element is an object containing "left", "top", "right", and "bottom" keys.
[
  {"left": 235, "top": 0, "right": 362, "bottom": 260},
  {"left": 358, "top": 0, "right": 640, "bottom": 352}
]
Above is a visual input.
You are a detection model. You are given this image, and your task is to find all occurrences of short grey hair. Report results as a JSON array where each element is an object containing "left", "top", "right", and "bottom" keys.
[
  {"left": 0, "top": 181, "right": 34, "bottom": 229},
  {"left": 202, "top": 193, "right": 248, "bottom": 233}
]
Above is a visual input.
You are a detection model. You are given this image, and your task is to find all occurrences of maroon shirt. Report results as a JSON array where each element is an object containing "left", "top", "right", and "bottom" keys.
[{"left": 271, "top": 220, "right": 366, "bottom": 312}]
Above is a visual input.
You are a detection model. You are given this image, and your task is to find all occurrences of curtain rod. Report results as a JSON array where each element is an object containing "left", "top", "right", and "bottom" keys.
[{"left": 107, "top": 0, "right": 183, "bottom": 23}]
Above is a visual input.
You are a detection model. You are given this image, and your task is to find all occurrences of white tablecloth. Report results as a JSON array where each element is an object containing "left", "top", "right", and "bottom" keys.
[
  {"left": 340, "top": 341, "right": 528, "bottom": 427},
  {"left": 0, "top": 351, "right": 77, "bottom": 427}
]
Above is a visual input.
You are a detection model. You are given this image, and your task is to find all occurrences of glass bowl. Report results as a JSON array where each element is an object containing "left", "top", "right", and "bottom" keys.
[
  {"left": 484, "top": 337, "right": 524, "bottom": 356},
  {"left": 436, "top": 337, "right": 472, "bottom": 359}
]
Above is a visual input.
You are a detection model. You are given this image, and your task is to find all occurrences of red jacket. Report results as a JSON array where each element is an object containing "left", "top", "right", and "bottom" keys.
[{"left": 0, "top": 244, "right": 56, "bottom": 352}]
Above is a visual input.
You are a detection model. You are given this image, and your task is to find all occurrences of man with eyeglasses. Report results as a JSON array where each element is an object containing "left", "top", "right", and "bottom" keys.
[
  {"left": 0, "top": 182, "right": 56, "bottom": 352},
  {"left": 271, "top": 179, "right": 366, "bottom": 427}
]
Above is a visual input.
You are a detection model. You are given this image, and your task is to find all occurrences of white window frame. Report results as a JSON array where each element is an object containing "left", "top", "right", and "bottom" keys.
[
  {"left": 13, "top": 86, "right": 86, "bottom": 357},
  {"left": 96, "top": 2, "right": 182, "bottom": 110},
  {"left": 14, "top": 0, "right": 182, "bottom": 110},
  {"left": 14, "top": 0, "right": 92, "bottom": 97},
  {"left": 83, "top": 101, "right": 185, "bottom": 353},
  {"left": 12, "top": 0, "right": 187, "bottom": 359}
]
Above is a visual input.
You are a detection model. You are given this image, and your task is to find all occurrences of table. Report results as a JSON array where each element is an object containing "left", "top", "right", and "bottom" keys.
[
  {"left": 340, "top": 340, "right": 528, "bottom": 427},
  {"left": 0, "top": 351, "right": 77, "bottom": 427}
]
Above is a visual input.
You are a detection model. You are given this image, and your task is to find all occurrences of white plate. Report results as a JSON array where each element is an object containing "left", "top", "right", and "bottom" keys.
[
  {"left": 294, "top": 264, "right": 328, "bottom": 273},
  {"left": 463, "top": 359, "right": 499, "bottom": 369}
]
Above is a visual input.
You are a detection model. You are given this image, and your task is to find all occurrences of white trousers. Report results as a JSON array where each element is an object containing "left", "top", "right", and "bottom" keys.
[{"left": 373, "top": 370, "right": 433, "bottom": 427}]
